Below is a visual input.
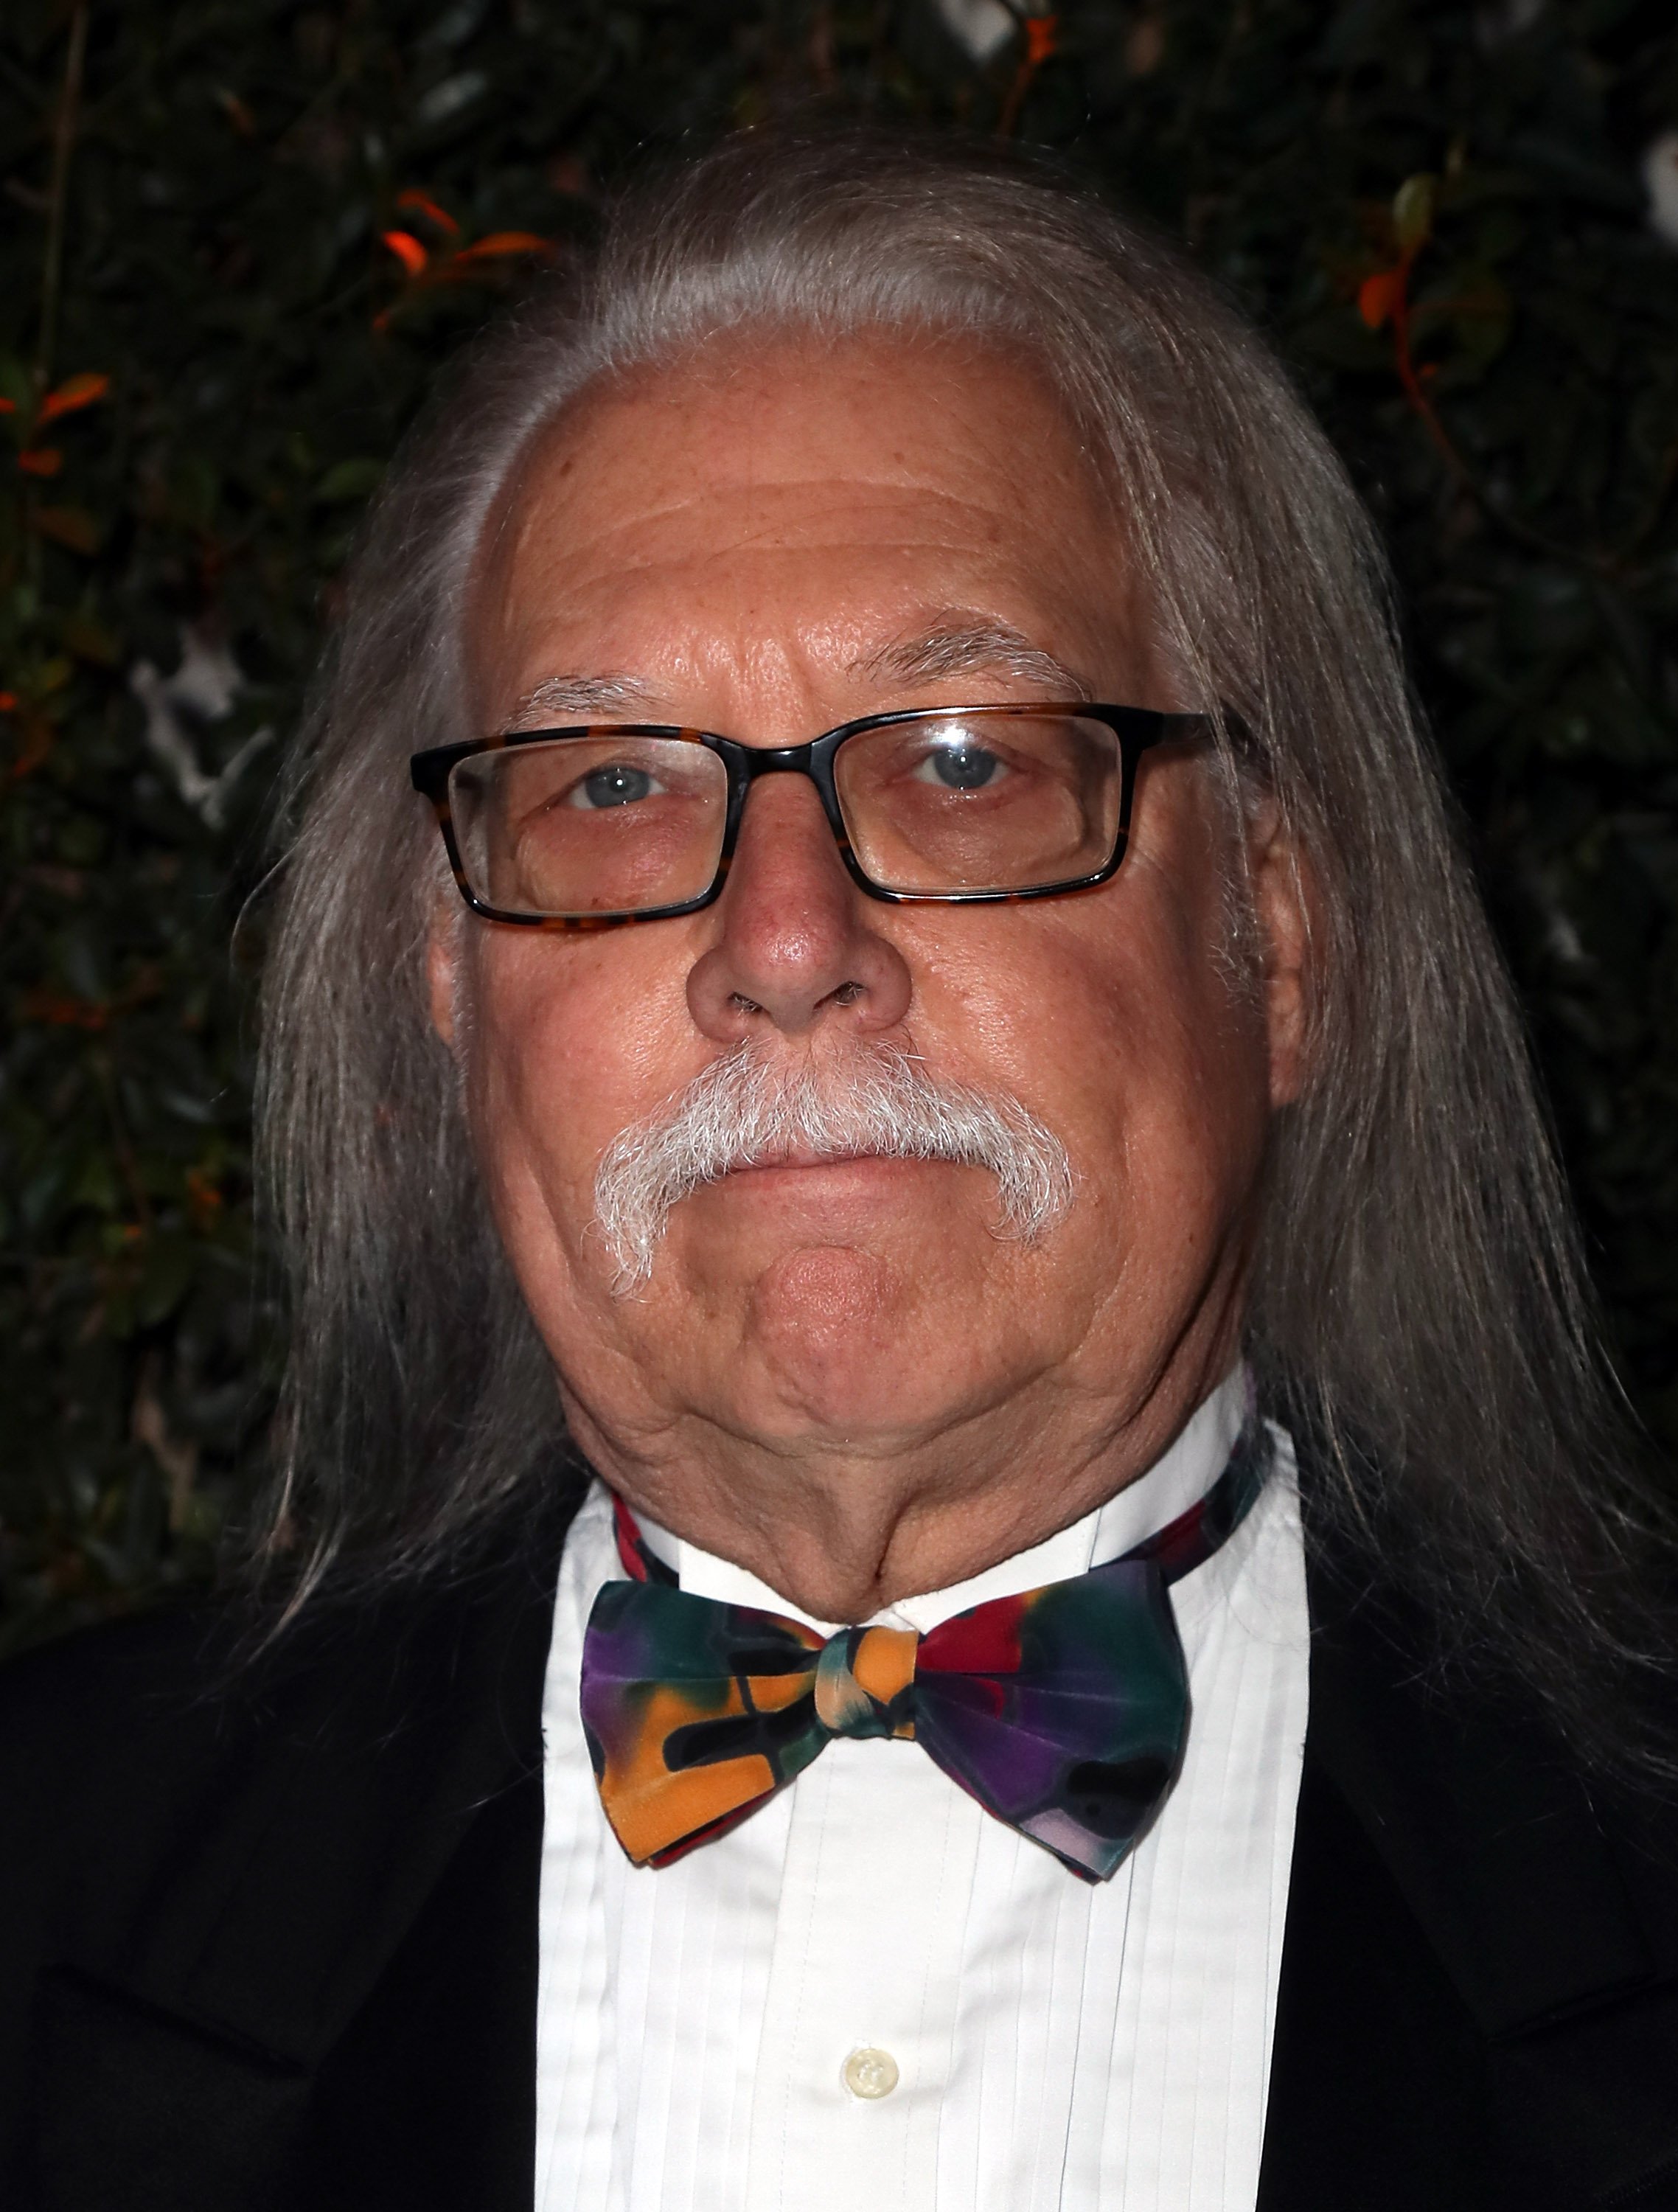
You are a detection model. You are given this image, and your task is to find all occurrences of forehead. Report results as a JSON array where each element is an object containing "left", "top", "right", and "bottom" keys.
[{"left": 469, "top": 327, "right": 1149, "bottom": 724}]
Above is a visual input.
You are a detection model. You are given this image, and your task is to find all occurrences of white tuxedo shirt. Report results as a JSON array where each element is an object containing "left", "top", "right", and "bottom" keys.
[{"left": 533, "top": 1370, "right": 1309, "bottom": 2212}]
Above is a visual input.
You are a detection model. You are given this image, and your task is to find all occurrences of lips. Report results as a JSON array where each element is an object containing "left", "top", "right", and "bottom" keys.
[{"left": 726, "top": 1144, "right": 886, "bottom": 1172}]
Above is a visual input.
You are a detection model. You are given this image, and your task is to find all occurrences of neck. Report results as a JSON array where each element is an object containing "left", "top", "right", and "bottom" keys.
[{"left": 560, "top": 1336, "right": 1244, "bottom": 1624}]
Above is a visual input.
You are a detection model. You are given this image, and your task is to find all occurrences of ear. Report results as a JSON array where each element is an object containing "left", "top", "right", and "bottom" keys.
[{"left": 1247, "top": 799, "right": 1312, "bottom": 1109}]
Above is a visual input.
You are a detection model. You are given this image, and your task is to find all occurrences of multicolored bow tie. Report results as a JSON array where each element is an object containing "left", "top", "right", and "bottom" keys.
[{"left": 580, "top": 1420, "right": 1268, "bottom": 1881}]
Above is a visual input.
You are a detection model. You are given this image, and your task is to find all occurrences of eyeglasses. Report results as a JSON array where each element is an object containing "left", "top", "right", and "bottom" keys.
[{"left": 409, "top": 702, "right": 1210, "bottom": 928}]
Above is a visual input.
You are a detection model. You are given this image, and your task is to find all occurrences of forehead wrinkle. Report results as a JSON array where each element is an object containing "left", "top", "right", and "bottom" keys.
[{"left": 855, "top": 617, "right": 1093, "bottom": 701}]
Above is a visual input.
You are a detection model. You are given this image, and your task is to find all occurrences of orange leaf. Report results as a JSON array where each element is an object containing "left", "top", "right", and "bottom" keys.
[
  {"left": 38, "top": 371, "right": 111, "bottom": 424},
  {"left": 450, "top": 230, "right": 554, "bottom": 265},
  {"left": 395, "top": 187, "right": 460, "bottom": 236},
  {"left": 19, "top": 447, "right": 63, "bottom": 477},
  {"left": 185, "top": 1166, "right": 225, "bottom": 1230},
  {"left": 1358, "top": 269, "right": 1405, "bottom": 331},
  {"left": 216, "top": 87, "right": 257, "bottom": 138},
  {"left": 380, "top": 229, "right": 429, "bottom": 277},
  {"left": 21, "top": 990, "right": 110, "bottom": 1031},
  {"left": 32, "top": 505, "right": 101, "bottom": 554},
  {"left": 1025, "top": 13, "right": 1059, "bottom": 63}
]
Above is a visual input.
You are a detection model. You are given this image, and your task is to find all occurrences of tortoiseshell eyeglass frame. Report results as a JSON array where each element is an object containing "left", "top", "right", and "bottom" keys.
[{"left": 408, "top": 700, "right": 1213, "bottom": 930}]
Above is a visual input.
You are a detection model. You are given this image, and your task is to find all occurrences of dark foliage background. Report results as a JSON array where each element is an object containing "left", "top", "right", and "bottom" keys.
[{"left": 2, "top": 0, "right": 1674, "bottom": 1653}]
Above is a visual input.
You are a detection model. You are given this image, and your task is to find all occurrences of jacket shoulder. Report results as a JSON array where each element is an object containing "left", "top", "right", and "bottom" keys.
[
  {"left": 2, "top": 1598, "right": 246, "bottom": 1780},
  {"left": 1, "top": 1507, "right": 565, "bottom": 1917},
  {"left": 0, "top": 1499, "right": 571, "bottom": 2191}
]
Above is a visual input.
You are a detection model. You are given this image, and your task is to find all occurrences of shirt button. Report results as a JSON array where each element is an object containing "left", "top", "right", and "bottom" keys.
[{"left": 842, "top": 2046, "right": 900, "bottom": 2101}]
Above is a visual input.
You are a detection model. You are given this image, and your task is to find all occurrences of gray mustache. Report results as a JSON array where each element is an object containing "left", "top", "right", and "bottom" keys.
[{"left": 593, "top": 1042, "right": 1074, "bottom": 1290}]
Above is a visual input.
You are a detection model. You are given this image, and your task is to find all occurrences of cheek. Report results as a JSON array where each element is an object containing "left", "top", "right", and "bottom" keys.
[
  {"left": 936, "top": 883, "right": 1271, "bottom": 1225},
  {"left": 462, "top": 931, "right": 695, "bottom": 1235}
]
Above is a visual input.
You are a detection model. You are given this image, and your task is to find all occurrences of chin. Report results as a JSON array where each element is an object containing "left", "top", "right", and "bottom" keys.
[
  {"left": 725, "top": 1349, "right": 968, "bottom": 1450},
  {"left": 723, "top": 1244, "right": 1025, "bottom": 1439}
]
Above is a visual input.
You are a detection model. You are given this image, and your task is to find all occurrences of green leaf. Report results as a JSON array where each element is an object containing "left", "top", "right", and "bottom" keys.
[
  {"left": 135, "top": 1235, "right": 198, "bottom": 1329},
  {"left": 58, "top": 612, "right": 122, "bottom": 666},
  {"left": 1393, "top": 173, "right": 1437, "bottom": 255},
  {"left": 314, "top": 457, "right": 386, "bottom": 504}
]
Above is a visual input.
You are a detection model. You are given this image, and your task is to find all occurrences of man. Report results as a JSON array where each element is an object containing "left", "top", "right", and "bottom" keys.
[{"left": 4, "top": 129, "right": 1677, "bottom": 2212}]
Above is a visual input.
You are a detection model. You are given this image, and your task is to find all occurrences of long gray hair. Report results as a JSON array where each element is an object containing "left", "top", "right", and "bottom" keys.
[{"left": 253, "top": 128, "right": 1670, "bottom": 1751}]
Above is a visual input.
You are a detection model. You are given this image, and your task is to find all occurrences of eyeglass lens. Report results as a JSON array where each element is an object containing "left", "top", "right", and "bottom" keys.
[{"left": 445, "top": 713, "right": 1127, "bottom": 917}]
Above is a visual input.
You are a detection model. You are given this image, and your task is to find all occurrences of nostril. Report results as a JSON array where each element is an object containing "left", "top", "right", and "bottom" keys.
[{"left": 829, "top": 980, "right": 864, "bottom": 1007}]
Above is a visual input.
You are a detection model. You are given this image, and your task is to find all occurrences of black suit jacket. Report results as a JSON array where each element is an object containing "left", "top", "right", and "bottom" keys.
[{"left": 4, "top": 1486, "right": 1678, "bottom": 2212}]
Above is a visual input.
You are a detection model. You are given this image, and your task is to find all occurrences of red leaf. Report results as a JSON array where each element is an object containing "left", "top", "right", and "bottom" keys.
[
  {"left": 4, "top": 712, "right": 54, "bottom": 783},
  {"left": 38, "top": 372, "right": 111, "bottom": 424},
  {"left": 450, "top": 230, "right": 554, "bottom": 265},
  {"left": 380, "top": 229, "right": 429, "bottom": 277},
  {"left": 21, "top": 990, "right": 110, "bottom": 1032},
  {"left": 1025, "top": 14, "right": 1059, "bottom": 63},
  {"left": 1358, "top": 269, "right": 1406, "bottom": 331},
  {"left": 395, "top": 187, "right": 459, "bottom": 237},
  {"left": 19, "top": 447, "right": 63, "bottom": 477},
  {"left": 0, "top": 397, "right": 15, "bottom": 416}
]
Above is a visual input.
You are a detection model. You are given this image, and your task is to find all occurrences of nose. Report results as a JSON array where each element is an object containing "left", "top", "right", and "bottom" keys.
[{"left": 685, "top": 771, "right": 913, "bottom": 1044}]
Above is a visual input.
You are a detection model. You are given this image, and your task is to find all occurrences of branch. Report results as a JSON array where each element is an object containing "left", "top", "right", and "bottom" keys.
[{"left": 36, "top": 1, "right": 90, "bottom": 394}]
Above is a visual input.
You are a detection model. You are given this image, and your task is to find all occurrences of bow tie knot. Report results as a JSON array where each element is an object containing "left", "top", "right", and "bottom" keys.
[{"left": 812, "top": 1624, "right": 919, "bottom": 1741}]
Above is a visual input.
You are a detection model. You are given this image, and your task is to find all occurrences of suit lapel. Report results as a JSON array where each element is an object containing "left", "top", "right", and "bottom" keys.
[
  {"left": 1258, "top": 1530, "right": 1657, "bottom": 2211},
  {"left": 1257, "top": 1747, "right": 1499, "bottom": 2211},
  {"left": 1298, "top": 1547, "right": 1650, "bottom": 2038},
  {"left": 299, "top": 1747, "right": 546, "bottom": 2212}
]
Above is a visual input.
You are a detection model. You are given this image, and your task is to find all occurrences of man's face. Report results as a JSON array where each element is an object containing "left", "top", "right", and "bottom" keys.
[{"left": 436, "top": 329, "right": 1304, "bottom": 1599}]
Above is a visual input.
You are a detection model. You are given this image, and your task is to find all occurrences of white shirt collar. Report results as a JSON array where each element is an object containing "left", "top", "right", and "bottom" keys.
[{"left": 634, "top": 1364, "right": 1250, "bottom": 1636}]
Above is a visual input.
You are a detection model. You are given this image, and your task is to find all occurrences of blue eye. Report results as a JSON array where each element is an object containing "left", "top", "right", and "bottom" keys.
[
  {"left": 574, "top": 762, "right": 654, "bottom": 808},
  {"left": 915, "top": 742, "right": 1006, "bottom": 790}
]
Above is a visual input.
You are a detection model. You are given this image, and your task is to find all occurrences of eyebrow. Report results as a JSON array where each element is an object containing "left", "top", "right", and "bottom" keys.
[
  {"left": 501, "top": 672, "right": 660, "bottom": 729},
  {"left": 855, "top": 618, "right": 1093, "bottom": 700}
]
